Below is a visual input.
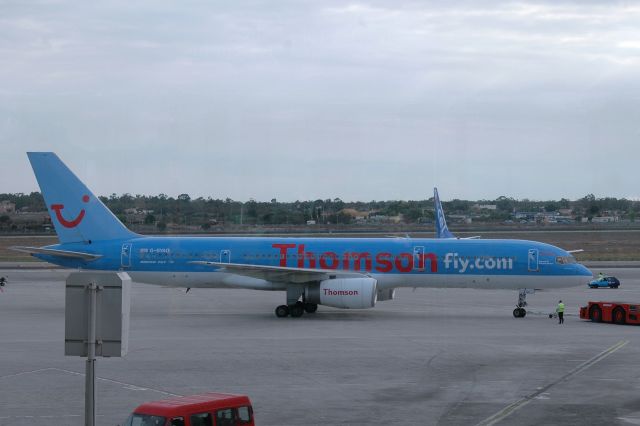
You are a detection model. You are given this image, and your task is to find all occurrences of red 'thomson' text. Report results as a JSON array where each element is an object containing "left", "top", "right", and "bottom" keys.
[{"left": 272, "top": 243, "right": 437, "bottom": 273}]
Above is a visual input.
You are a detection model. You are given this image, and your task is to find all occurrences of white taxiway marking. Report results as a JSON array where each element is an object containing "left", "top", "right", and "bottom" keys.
[
  {"left": 476, "top": 340, "right": 629, "bottom": 426},
  {"left": 0, "top": 367, "right": 181, "bottom": 397}
]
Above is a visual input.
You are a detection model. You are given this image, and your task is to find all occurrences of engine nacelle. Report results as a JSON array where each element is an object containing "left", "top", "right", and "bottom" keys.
[
  {"left": 376, "top": 288, "right": 395, "bottom": 301},
  {"left": 306, "top": 277, "right": 378, "bottom": 309}
]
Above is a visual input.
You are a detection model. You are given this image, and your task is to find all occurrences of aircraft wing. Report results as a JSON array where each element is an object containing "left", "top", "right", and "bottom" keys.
[
  {"left": 189, "top": 261, "right": 366, "bottom": 284},
  {"left": 9, "top": 246, "right": 102, "bottom": 261}
]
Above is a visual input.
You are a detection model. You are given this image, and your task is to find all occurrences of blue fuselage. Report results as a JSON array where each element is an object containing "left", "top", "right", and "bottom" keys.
[{"left": 37, "top": 236, "right": 592, "bottom": 291}]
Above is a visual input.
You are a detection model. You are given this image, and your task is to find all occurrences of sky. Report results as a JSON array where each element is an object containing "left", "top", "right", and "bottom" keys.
[{"left": 1, "top": 1, "right": 640, "bottom": 202}]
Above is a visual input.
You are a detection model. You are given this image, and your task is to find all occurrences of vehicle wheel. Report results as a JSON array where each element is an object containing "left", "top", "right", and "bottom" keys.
[
  {"left": 304, "top": 303, "right": 318, "bottom": 313},
  {"left": 612, "top": 307, "right": 626, "bottom": 325},
  {"left": 589, "top": 306, "right": 602, "bottom": 322},
  {"left": 275, "top": 305, "right": 289, "bottom": 318},
  {"left": 289, "top": 303, "right": 304, "bottom": 318}
]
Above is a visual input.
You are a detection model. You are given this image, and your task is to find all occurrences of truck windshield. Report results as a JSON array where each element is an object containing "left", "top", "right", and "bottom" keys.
[{"left": 124, "top": 414, "right": 167, "bottom": 426}]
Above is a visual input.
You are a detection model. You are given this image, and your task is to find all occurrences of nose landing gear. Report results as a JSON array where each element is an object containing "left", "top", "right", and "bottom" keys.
[{"left": 513, "top": 289, "right": 534, "bottom": 318}]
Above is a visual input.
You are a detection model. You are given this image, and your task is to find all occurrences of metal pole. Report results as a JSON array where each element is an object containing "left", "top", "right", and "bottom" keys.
[{"left": 85, "top": 282, "right": 97, "bottom": 426}]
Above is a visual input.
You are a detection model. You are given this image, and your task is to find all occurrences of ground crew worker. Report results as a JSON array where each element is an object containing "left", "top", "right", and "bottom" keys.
[
  {"left": 598, "top": 272, "right": 605, "bottom": 281},
  {"left": 556, "top": 300, "right": 565, "bottom": 324}
]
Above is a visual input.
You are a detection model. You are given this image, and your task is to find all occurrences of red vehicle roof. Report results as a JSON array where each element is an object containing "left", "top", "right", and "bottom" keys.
[{"left": 134, "top": 392, "right": 251, "bottom": 417}]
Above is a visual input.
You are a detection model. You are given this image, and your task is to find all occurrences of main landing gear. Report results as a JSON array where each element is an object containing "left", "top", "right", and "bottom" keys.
[
  {"left": 513, "top": 289, "right": 534, "bottom": 318},
  {"left": 275, "top": 286, "right": 318, "bottom": 318},
  {"left": 275, "top": 301, "right": 318, "bottom": 318}
]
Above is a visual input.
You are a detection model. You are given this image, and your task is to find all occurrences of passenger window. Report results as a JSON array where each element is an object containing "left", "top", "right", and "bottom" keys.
[
  {"left": 190, "top": 412, "right": 212, "bottom": 426},
  {"left": 171, "top": 417, "right": 185, "bottom": 426},
  {"left": 215, "top": 408, "right": 235, "bottom": 426},
  {"left": 237, "top": 406, "right": 252, "bottom": 423}
]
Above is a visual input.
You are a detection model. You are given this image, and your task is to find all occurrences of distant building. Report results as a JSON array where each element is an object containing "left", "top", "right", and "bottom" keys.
[
  {"left": 514, "top": 211, "right": 561, "bottom": 223},
  {"left": 124, "top": 208, "right": 154, "bottom": 215},
  {"left": 449, "top": 214, "right": 472, "bottom": 224},
  {"left": 592, "top": 216, "right": 619, "bottom": 223},
  {"left": 368, "top": 215, "right": 389, "bottom": 223},
  {"left": 0, "top": 200, "right": 15, "bottom": 214},
  {"left": 340, "top": 208, "right": 370, "bottom": 220},
  {"left": 554, "top": 216, "right": 574, "bottom": 224},
  {"left": 472, "top": 204, "right": 497, "bottom": 211}
]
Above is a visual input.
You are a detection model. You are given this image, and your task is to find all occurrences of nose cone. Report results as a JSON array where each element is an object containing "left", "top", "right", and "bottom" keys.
[{"left": 575, "top": 263, "right": 593, "bottom": 277}]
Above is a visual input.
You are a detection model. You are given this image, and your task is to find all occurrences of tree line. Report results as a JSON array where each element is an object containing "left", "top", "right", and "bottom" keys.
[{"left": 1, "top": 192, "right": 638, "bottom": 231}]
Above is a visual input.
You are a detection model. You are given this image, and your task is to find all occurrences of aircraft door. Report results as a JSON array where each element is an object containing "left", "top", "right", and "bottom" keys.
[
  {"left": 413, "top": 246, "right": 425, "bottom": 270},
  {"left": 527, "top": 249, "right": 539, "bottom": 272},
  {"left": 121, "top": 243, "right": 132, "bottom": 268},
  {"left": 220, "top": 250, "right": 231, "bottom": 263}
]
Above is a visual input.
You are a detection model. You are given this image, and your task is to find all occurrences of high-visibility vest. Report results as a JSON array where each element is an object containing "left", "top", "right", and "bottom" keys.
[{"left": 557, "top": 303, "right": 565, "bottom": 313}]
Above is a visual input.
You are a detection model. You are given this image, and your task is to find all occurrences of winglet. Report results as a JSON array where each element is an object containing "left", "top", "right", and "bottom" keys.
[{"left": 434, "top": 187, "right": 455, "bottom": 239}]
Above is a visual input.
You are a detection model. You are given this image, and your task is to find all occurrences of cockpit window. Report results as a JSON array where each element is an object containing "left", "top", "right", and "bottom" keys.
[{"left": 556, "top": 256, "right": 576, "bottom": 264}]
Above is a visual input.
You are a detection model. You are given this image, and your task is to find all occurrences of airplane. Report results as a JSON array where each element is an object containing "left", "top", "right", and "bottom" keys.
[{"left": 12, "top": 152, "right": 593, "bottom": 318}]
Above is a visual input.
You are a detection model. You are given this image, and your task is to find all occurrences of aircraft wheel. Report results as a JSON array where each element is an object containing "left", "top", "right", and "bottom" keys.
[
  {"left": 304, "top": 303, "right": 318, "bottom": 313},
  {"left": 289, "top": 304, "right": 304, "bottom": 318},
  {"left": 513, "top": 308, "right": 526, "bottom": 318},
  {"left": 275, "top": 305, "right": 289, "bottom": 318}
]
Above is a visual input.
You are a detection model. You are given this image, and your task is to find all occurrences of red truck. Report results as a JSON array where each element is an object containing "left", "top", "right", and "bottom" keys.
[
  {"left": 580, "top": 301, "right": 640, "bottom": 325},
  {"left": 123, "top": 392, "right": 254, "bottom": 426}
]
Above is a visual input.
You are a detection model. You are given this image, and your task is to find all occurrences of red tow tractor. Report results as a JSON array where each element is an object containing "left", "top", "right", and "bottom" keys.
[{"left": 580, "top": 301, "right": 640, "bottom": 325}]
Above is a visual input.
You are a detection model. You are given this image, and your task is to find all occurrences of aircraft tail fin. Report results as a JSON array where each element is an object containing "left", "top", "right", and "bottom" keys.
[
  {"left": 434, "top": 187, "right": 455, "bottom": 239},
  {"left": 27, "top": 152, "right": 137, "bottom": 244}
]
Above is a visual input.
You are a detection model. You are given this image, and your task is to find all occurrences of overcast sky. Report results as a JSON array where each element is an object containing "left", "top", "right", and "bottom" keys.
[{"left": 1, "top": 1, "right": 640, "bottom": 202}]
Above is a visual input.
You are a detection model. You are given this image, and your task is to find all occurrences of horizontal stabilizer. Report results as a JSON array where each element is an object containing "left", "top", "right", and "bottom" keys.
[
  {"left": 9, "top": 246, "right": 102, "bottom": 261},
  {"left": 189, "top": 261, "right": 365, "bottom": 284}
]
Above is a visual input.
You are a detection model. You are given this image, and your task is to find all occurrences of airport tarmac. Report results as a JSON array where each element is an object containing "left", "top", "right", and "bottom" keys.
[{"left": 0, "top": 268, "right": 639, "bottom": 426}]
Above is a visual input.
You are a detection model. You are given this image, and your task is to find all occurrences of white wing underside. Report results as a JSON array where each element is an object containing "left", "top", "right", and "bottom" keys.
[{"left": 189, "top": 261, "right": 367, "bottom": 284}]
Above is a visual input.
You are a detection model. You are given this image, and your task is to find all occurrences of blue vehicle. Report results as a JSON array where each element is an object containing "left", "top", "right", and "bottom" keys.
[{"left": 588, "top": 276, "right": 620, "bottom": 289}]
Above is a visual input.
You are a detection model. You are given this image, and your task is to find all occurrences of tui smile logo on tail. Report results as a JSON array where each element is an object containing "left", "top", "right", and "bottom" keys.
[{"left": 51, "top": 195, "right": 89, "bottom": 228}]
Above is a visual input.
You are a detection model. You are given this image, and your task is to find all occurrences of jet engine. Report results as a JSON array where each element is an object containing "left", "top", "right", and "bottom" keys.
[
  {"left": 376, "top": 288, "right": 395, "bottom": 301},
  {"left": 306, "top": 277, "right": 377, "bottom": 309}
]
